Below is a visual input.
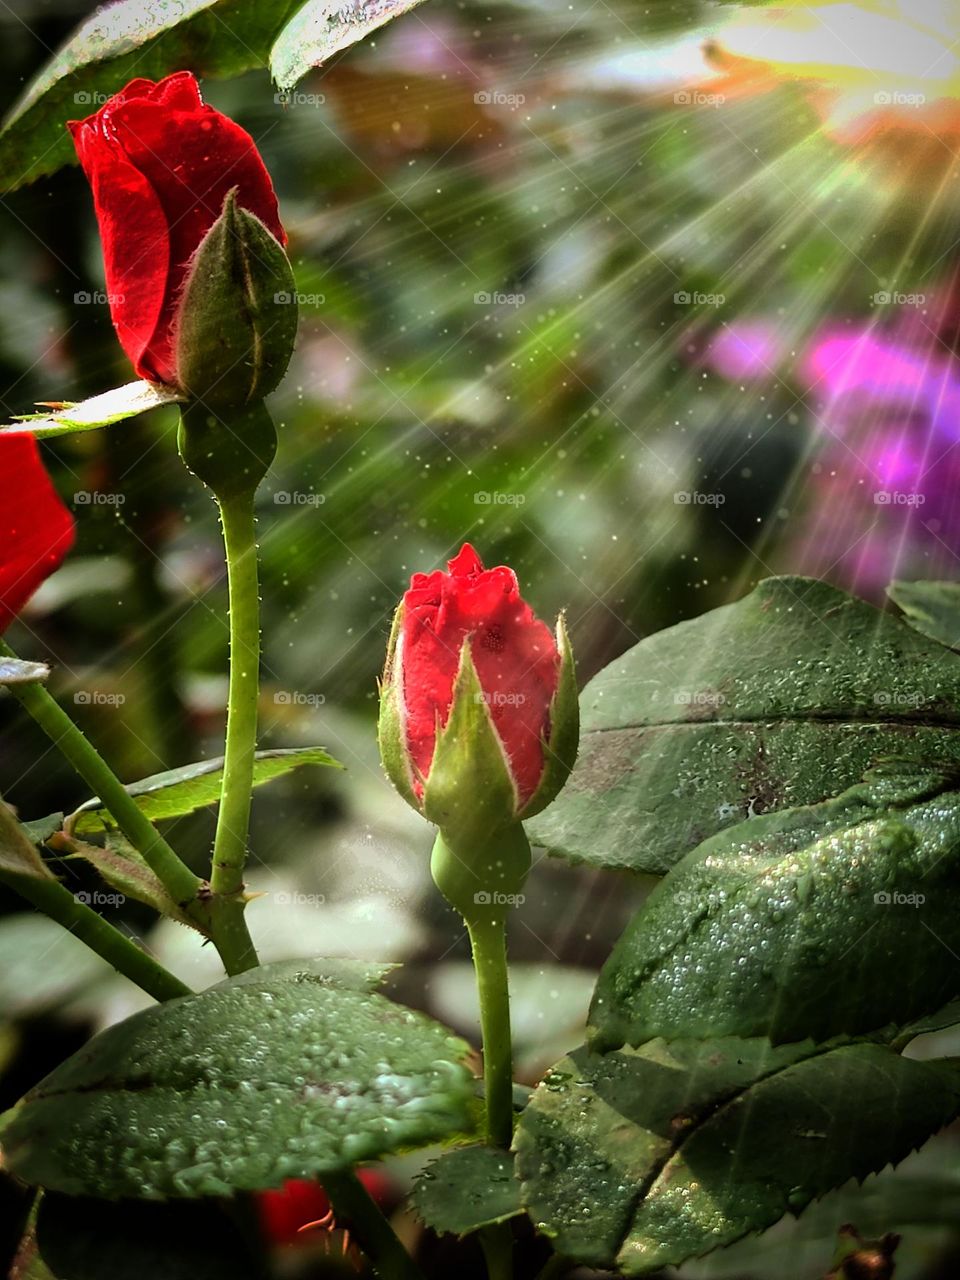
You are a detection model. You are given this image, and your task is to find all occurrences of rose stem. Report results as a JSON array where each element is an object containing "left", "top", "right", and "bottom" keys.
[
  {"left": 0, "top": 868, "right": 191, "bottom": 1003},
  {"left": 0, "top": 639, "right": 203, "bottom": 919},
  {"left": 469, "top": 914, "right": 517, "bottom": 1279},
  {"left": 207, "top": 486, "right": 262, "bottom": 975},
  {"left": 468, "top": 914, "right": 515, "bottom": 1148},
  {"left": 323, "top": 1170, "right": 427, "bottom": 1280}
]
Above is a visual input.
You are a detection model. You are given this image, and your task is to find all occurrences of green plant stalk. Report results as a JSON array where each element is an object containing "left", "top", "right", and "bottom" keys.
[
  {"left": 480, "top": 1222, "right": 515, "bottom": 1280},
  {"left": 0, "top": 868, "right": 191, "bottom": 1003},
  {"left": 469, "top": 915, "right": 516, "bottom": 1149},
  {"left": 323, "top": 1170, "right": 427, "bottom": 1280},
  {"left": 0, "top": 641, "right": 202, "bottom": 916},
  {"left": 207, "top": 488, "right": 261, "bottom": 975}
]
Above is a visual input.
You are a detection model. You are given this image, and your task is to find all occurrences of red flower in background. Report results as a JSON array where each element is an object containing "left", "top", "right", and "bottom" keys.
[
  {"left": 257, "top": 1170, "right": 395, "bottom": 1247},
  {"left": 69, "top": 72, "right": 285, "bottom": 387},
  {"left": 0, "top": 435, "right": 75, "bottom": 632},
  {"left": 395, "top": 544, "right": 561, "bottom": 808}
]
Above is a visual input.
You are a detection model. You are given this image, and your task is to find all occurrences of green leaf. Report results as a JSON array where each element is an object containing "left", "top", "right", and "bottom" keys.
[
  {"left": 515, "top": 1038, "right": 960, "bottom": 1274},
  {"left": 20, "top": 815, "right": 64, "bottom": 846},
  {"left": 0, "top": 0, "right": 303, "bottom": 193},
  {"left": 888, "top": 580, "right": 960, "bottom": 650},
  {"left": 210, "top": 955, "right": 396, "bottom": 991},
  {"left": 64, "top": 833, "right": 203, "bottom": 932},
  {"left": 590, "top": 765, "right": 960, "bottom": 1050},
  {"left": 0, "top": 915, "right": 112, "bottom": 1019},
  {"left": 36, "top": 1193, "right": 268, "bottom": 1280},
  {"left": 0, "top": 802, "right": 55, "bottom": 881},
  {"left": 68, "top": 746, "right": 342, "bottom": 835},
  {"left": 271, "top": 0, "right": 428, "bottom": 92},
  {"left": 412, "top": 1145, "right": 524, "bottom": 1237},
  {"left": 0, "top": 963, "right": 473, "bottom": 1198},
  {"left": 4, "top": 383, "right": 183, "bottom": 439},
  {"left": 528, "top": 576, "right": 960, "bottom": 876},
  {"left": 0, "top": 658, "right": 49, "bottom": 685}
]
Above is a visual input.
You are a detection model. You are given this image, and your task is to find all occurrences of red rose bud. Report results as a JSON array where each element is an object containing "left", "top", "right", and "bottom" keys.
[
  {"left": 0, "top": 435, "right": 75, "bottom": 632},
  {"left": 69, "top": 72, "right": 294, "bottom": 403},
  {"left": 379, "top": 544, "right": 578, "bottom": 835}
]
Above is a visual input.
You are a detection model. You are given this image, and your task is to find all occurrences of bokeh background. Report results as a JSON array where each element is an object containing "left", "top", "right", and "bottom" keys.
[{"left": 3, "top": 1, "right": 960, "bottom": 1275}]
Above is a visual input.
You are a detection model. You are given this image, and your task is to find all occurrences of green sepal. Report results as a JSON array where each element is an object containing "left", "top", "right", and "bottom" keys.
[
  {"left": 422, "top": 646, "right": 519, "bottom": 839},
  {"left": 377, "top": 603, "right": 420, "bottom": 810},
  {"left": 175, "top": 189, "right": 297, "bottom": 409},
  {"left": 520, "top": 612, "right": 579, "bottom": 820},
  {"left": 177, "top": 400, "right": 277, "bottom": 499}
]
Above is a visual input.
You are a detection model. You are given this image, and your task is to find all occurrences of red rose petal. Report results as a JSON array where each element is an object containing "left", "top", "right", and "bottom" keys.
[
  {"left": 399, "top": 544, "right": 559, "bottom": 806},
  {"left": 0, "top": 435, "right": 75, "bottom": 632}
]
